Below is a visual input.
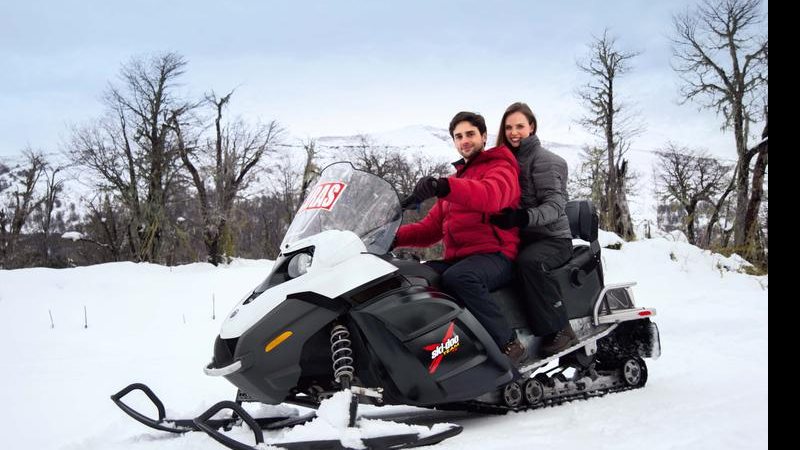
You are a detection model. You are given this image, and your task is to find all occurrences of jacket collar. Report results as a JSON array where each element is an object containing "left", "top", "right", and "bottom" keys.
[
  {"left": 451, "top": 144, "right": 499, "bottom": 168},
  {"left": 514, "top": 135, "right": 541, "bottom": 157},
  {"left": 451, "top": 147, "right": 490, "bottom": 174}
]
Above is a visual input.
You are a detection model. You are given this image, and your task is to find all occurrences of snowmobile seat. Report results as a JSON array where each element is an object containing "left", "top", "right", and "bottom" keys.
[{"left": 390, "top": 257, "right": 442, "bottom": 287}]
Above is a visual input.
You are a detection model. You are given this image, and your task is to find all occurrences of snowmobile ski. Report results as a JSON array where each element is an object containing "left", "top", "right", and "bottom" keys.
[
  {"left": 193, "top": 395, "right": 463, "bottom": 450},
  {"left": 194, "top": 401, "right": 462, "bottom": 450},
  {"left": 110, "top": 383, "right": 312, "bottom": 434},
  {"left": 112, "top": 382, "right": 462, "bottom": 450}
]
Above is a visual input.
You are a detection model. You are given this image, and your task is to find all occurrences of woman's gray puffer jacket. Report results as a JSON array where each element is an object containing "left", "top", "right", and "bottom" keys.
[{"left": 513, "top": 135, "right": 572, "bottom": 242}]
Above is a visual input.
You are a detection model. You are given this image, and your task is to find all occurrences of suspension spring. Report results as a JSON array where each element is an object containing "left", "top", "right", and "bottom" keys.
[{"left": 330, "top": 324, "right": 354, "bottom": 387}]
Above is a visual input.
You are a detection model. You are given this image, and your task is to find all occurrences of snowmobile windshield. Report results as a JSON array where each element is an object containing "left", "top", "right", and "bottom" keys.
[{"left": 280, "top": 162, "right": 402, "bottom": 254}]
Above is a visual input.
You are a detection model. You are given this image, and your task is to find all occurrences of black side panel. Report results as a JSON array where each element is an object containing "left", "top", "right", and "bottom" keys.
[
  {"left": 351, "top": 286, "right": 512, "bottom": 405},
  {"left": 547, "top": 245, "right": 603, "bottom": 319},
  {"left": 218, "top": 295, "right": 344, "bottom": 404}
]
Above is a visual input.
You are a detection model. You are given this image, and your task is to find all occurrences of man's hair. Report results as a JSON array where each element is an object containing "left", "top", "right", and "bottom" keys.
[
  {"left": 449, "top": 111, "right": 487, "bottom": 137},
  {"left": 496, "top": 102, "right": 538, "bottom": 148}
]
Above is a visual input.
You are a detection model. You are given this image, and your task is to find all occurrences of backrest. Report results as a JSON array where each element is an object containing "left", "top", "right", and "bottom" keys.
[
  {"left": 555, "top": 200, "right": 604, "bottom": 319},
  {"left": 565, "top": 200, "right": 599, "bottom": 243}
]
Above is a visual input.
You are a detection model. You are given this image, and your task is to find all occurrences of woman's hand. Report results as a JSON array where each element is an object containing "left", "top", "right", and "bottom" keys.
[{"left": 489, "top": 207, "right": 529, "bottom": 229}]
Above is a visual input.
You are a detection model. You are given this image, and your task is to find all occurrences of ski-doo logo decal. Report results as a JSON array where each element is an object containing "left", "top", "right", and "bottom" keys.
[
  {"left": 423, "top": 321, "right": 460, "bottom": 374},
  {"left": 300, "top": 182, "right": 347, "bottom": 211}
]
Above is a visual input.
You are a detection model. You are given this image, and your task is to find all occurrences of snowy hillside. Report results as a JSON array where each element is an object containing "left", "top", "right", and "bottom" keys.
[{"left": 0, "top": 235, "right": 767, "bottom": 450}]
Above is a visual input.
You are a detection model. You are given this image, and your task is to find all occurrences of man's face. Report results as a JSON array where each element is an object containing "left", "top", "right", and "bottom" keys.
[{"left": 452, "top": 121, "right": 486, "bottom": 161}]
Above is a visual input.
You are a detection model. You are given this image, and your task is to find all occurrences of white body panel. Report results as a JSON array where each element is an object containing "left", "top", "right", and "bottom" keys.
[{"left": 220, "top": 230, "right": 397, "bottom": 339}]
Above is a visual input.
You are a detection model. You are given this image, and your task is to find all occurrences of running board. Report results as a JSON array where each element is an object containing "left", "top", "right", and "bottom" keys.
[{"left": 518, "top": 323, "right": 619, "bottom": 375}]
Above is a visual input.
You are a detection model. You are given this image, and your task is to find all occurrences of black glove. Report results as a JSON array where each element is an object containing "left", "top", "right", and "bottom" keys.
[
  {"left": 411, "top": 176, "right": 451, "bottom": 202},
  {"left": 436, "top": 177, "right": 451, "bottom": 197},
  {"left": 489, "top": 208, "right": 529, "bottom": 229}
]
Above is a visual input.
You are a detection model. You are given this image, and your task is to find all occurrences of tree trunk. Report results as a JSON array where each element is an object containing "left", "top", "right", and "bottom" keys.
[
  {"left": 732, "top": 99, "right": 752, "bottom": 248},
  {"left": 685, "top": 203, "right": 697, "bottom": 245},
  {"left": 605, "top": 119, "right": 617, "bottom": 233},
  {"left": 612, "top": 160, "right": 636, "bottom": 240},
  {"left": 743, "top": 140, "right": 768, "bottom": 264}
]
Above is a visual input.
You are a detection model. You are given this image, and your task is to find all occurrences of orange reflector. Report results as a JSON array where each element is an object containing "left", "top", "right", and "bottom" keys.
[
  {"left": 265, "top": 331, "right": 293, "bottom": 352},
  {"left": 638, "top": 311, "right": 652, "bottom": 316}
]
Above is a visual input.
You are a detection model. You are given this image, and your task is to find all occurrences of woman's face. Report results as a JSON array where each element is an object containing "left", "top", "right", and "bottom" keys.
[{"left": 504, "top": 111, "right": 534, "bottom": 148}]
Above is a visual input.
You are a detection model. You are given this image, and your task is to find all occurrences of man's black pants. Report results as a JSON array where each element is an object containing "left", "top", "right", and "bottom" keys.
[{"left": 426, "top": 252, "right": 514, "bottom": 348}]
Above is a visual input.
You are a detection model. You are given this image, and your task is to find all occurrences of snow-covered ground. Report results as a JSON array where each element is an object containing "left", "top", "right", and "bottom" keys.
[{"left": 0, "top": 234, "right": 767, "bottom": 449}]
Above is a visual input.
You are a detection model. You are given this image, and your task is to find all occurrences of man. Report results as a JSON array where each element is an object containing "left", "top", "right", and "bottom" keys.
[{"left": 395, "top": 111, "right": 526, "bottom": 364}]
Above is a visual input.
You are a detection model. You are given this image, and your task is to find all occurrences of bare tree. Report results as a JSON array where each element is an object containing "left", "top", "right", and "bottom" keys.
[
  {"left": 345, "top": 135, "right": 451, "bottom": 198},
  {"left": 570, "top": 144, "right": 641, "bottom": 227},
  {"left": 171, "top": 90, "right": 282, "bottom": 265},
  {"left": 0, "top": 161, "right": 10, "bottom": 247},
  {"left": 702, "top": 166, "right": 737, "bottom": 248},
  {"left": 35, "top": 162, "right": 65, "bottom": 265},
  {"left": 671, "top": 0, "right": 768, "bottom": 251},
  {"left": 235, "top": 194, "right": 288, "bottom": 259},
  {"left": 570, "top": 145, "right": 606, "bottom": 212},
  {"left": 347, "top": 135, "right": 397, "bottom": 179},
  {"left": 757, "top": 188, "right": 767, "bottom": 269},
  {"left": 72, "top": 194, "right": 126, "bottom": 262},
  {"left": 655, "top": 143, "right": 733, "bottom": 245},
  {"left": 576, "top": 29, "right": 642, "bottom": 240},
  {"left": 268, "top": 143, "right": 319, "bottom": 229},
  {"left": 0, "top": 149, "right": 47, "bottom": 268},
  {"left": 0, "top": 161, "right": 9, "bottom": 192},
  {"left": 298, "top": 139, "right": 320, "bottom": 206},
  {"left": 69, "top": 52, "right": 195, "bottom": 263},
  {"left": 742, "top": 109, "right": 767, "bottom": 263}
]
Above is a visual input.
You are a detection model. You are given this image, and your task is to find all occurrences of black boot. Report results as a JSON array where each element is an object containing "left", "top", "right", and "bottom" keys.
[{"left": 540, "top": 324, "right": 578, "bottom": 356}]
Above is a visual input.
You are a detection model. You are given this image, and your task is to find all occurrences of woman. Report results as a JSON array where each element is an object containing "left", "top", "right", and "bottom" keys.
[{"left": 489, "top": 102, "right": 577, "bottom": 356}]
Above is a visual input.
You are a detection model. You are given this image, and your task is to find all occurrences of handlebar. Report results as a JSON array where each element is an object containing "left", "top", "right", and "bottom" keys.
[{"left": 400, "top": 196, "right": 420, "bottom": 210}]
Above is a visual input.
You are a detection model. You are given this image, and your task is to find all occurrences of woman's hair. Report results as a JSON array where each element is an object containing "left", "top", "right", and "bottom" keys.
[{"left": 496, "top": 102, "right": 538, "bottom": 148}]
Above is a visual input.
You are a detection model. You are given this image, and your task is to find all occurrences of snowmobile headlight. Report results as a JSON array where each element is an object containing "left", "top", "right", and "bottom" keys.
[{"left": 287, "top": 252, "right": 313, "bottom": 278}]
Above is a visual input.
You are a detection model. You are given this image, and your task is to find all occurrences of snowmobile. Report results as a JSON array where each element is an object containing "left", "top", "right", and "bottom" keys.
[{"left": 112, "top": 161, "right": 660, "bottom": 449}]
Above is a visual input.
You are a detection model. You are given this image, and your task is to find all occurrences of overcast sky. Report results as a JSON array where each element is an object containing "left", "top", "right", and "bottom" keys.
[{"left": 1, "top": 0, "right": 768, "bottom": 160}]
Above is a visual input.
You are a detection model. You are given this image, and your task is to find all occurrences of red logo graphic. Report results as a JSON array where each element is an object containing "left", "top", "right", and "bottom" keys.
[
  {"left": 423, "top": 322, "right": 460, "bottom": 374},
  {"left": 300, "top": 182, "right": 347, "bottom": 211}
]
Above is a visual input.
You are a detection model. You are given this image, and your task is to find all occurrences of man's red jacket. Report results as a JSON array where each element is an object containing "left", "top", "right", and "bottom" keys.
[{"left": 396, "top": 145, "right": 521, "bottom": 261}]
